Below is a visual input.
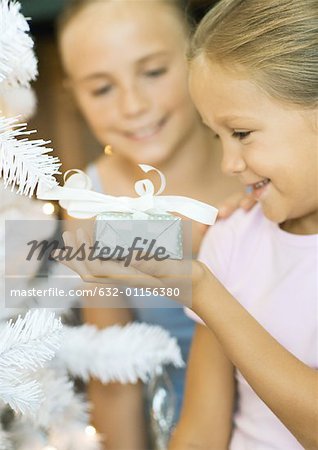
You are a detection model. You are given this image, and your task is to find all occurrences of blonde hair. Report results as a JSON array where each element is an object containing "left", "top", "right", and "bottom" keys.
[
  {"left": 189, "top": 0, "right": 318, "bottom": 108},
  {"left": 57, "top": 0, "right": 191, "bottom": 38}
]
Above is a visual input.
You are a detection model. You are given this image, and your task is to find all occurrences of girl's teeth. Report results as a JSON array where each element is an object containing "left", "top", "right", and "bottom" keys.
[
  {"left": 129, "top": 124, "right": 160, "bottom": 139},
  {"left": 254, "top": 179, "right": 270, "bottom": 189}
]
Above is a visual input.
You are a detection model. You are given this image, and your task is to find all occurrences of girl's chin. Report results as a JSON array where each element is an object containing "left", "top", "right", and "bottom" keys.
[
  {"left": 260, "top": 201, "right": 287, "bottom": 224},
  {"left": 123, "top": 148, "right": 173, "bottom": 167}
]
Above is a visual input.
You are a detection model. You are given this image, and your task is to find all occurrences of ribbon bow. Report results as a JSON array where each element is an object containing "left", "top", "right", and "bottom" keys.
[{"left": 37, "top": 164, "right": 218, "bottom": 225}]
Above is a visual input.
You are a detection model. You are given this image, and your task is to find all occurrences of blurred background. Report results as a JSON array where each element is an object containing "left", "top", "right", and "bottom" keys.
[{"left": 19, "top": 0, "right": 215, "bottom": 175}]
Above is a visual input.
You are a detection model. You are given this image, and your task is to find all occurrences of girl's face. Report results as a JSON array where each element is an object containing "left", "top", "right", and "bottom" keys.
[
  {"left": 189, "top": 57, "right": 318, "bottom": 233},
  {"left": 60, "top": 1, "right": 200, "bottom": 165}
]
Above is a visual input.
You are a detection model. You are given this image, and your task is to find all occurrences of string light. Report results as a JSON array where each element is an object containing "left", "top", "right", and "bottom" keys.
[
  {"left": 42, "top": 202, "right": 55, "bottom": 215},
  {"left": 85, "top": 425, "right": 97, "bottom": 437}
]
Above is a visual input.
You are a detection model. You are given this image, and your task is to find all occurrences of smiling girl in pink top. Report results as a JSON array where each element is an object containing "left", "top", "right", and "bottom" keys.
[
  {"left": 58, "top": 0, "right": 318, "bottom": 448},
  {"left": 174, "top": 0, "right": 318, "bottom": 448}
]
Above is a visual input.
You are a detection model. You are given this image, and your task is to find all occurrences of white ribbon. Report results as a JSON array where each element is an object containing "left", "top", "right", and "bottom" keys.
[{"left": 36, "top": 164, "right": 218, "bottom": 225}]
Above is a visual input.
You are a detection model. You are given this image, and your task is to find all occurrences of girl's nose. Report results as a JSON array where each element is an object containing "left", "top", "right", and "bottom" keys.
[
  {"left": 119, "top": 84, "right": 150, "bottom": 117},
  {"left": 221, "top": 145, "right": 246, "bottom": 176}
]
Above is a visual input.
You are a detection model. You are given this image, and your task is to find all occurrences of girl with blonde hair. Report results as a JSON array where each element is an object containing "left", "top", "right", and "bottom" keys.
[
  {"left": 57, "top": 1, "right": 250, "bottom": 448},
  {"left": 59, "top": 0, "right": 318, "bottom": 448}
]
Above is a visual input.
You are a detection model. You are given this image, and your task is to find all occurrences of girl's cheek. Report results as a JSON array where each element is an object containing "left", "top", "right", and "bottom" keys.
[
  {"left": 74, "top": 93, "right": 93, "bottom": 115},
  {"left": 157, "top": 70, "right": 187, "bottom": 102},
  {"left": 160, "top": 83, "right": 187, "bottom": 111}
]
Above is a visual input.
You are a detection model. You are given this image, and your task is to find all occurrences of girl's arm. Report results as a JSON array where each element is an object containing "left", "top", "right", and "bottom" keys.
[
  {"left": 193, "top": 263, "right": 318, "bottom": 450},
  {"left": 169, "top": 323, "right": 235, "bottom": 450},
  {"left": 55, "top": 230, "right": 317, "bottom": 447}
]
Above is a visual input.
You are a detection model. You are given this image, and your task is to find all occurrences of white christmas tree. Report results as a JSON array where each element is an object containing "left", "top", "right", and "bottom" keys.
[
  {"left": 0, "top": 0, "right": 60, "bottom": 196},
  {"left": 0, "top": 310, "right": 63, "bottom": 415},
  {"left": 0, "top": 2, "right": 184, "bottom": 449}
]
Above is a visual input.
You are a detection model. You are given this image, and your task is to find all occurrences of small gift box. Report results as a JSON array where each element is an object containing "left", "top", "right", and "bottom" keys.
[
  {"left": 37, "top": 164, "right": 218, "bottom": 262},
  {"left": 95, "top": 211, "right": 183, "bottom": 260}
]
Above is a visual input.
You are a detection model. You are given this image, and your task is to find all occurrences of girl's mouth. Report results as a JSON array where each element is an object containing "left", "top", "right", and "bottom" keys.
[
  {"left": 124, "top": 117, "right": 167, "bottom": 142},
  {"left": 247, "top": 178, "right": 271, "bottom": 199}
]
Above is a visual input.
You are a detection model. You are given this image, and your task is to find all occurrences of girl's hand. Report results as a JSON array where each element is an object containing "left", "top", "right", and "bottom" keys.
[
  {"left": 198, "top": 191, "right": 256, "bottom": 237},
  {"left": 217, "top": 191, "right": 255, "bottom": 220},
  {"left": 52, "top": 228, "right": 206, "bottom": 306}
]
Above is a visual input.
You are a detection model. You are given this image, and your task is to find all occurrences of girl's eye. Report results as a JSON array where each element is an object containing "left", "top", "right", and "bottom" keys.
[
  {"left": 232, "top": 130, "right": 252, "bottom": 140},
  {"left": 144, "top": 67, "right": 167, "bottom": 78},
  {"left": 91, "top": 85, "right": 112, "bottom": 97}
]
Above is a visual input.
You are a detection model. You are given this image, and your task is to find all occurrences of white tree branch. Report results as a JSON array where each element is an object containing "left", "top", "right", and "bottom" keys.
[{"left": 58, "top": 322, "right": 184, "bottom": 384}]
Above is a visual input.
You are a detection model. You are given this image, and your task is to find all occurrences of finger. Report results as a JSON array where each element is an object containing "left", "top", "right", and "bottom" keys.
[
  {"left": 53, "top": 240, "right": 155, "bottom": 285},
  {"left": 217, "top": 192, "right": 244, "bottom": 219},
  {"left": 74, "top": 226, "right": 126, "bottom": 281},
  {"left": 54, "top": 229, "right": 101, "bottom": 282},
  {"left": 61, "top": 230, "right": 75, "bottom": 248},
  {"left": 240, "top": 196, "right": 256, "bottom": 211},
  {"left": 76, "top": 226, "right": 93, "bottom": 248},
  {"left": 197, "top": 223, "right": 209, "bottom": 235},
  {"left": 51, "top": 247, "right": 94, "bottom": 282}
]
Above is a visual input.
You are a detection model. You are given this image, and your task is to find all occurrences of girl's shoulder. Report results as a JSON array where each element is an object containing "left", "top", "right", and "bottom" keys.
[
  {"left": 202, "top": 204, "right": 265, "bottom": 252},
  {"left": 200, "top": 203, "right": 317, "bottom": 299},
  {"left": 198, "top": 205, "right": 265, "bottom": 283},
  {"left": 85, "top": 161, "right": 102, "bottom": 191}
]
